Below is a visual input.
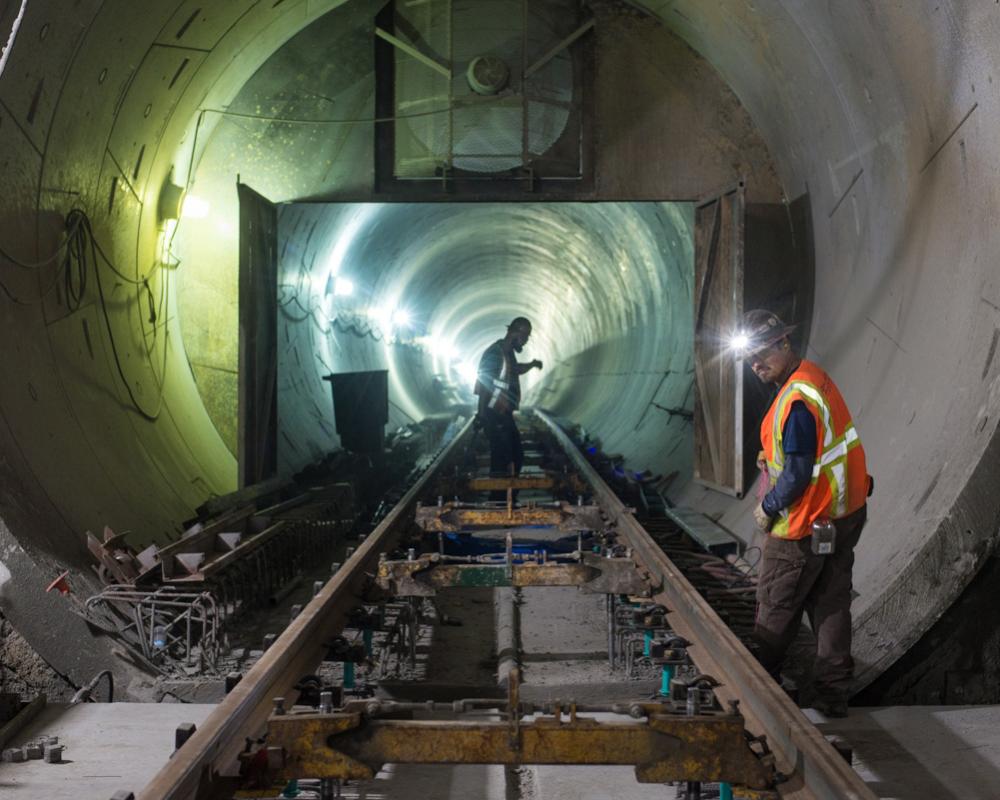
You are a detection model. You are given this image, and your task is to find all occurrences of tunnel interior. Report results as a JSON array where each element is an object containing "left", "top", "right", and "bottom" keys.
[
  {"left": 0, "top": 0, "right": 998, "bottom": 713},
  {"left": 267, "top": 201, "right": 694, "bottom": 480}
]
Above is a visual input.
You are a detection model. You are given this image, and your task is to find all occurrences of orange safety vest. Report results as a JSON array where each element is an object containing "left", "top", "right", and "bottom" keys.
[{"left": 761, "top": 359, "right": 867, "bottom": 539}]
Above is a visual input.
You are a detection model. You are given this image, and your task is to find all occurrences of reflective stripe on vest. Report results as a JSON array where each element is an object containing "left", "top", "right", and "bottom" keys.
[{"left": 488, "top": 356, "right": 511, "bottom": 410}]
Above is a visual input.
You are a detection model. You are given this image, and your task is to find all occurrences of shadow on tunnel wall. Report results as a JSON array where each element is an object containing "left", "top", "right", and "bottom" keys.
[
  {"left": 740, "top": 192, "right": 815, "bottom": 492},
  {"left": 856, "top": 551, "right": 1000, "bottom": 706}
]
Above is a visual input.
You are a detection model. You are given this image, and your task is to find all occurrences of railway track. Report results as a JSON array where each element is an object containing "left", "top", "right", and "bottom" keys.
[{"left": 138, "top": 411, "right": 876, "bottom": 800}]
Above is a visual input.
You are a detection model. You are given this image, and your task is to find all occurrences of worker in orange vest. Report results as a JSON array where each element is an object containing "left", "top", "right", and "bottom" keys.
[{"left": 738, "top": 309, "right": 870, "bottom": 718}]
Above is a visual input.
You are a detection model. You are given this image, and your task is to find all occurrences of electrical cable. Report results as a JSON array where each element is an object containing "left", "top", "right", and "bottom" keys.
[
  {"left": 0, "top": 210, "right": 83, "bottom": 270},
  {"left": 79, "top": 207, "right": 169, "bottom": 421},
  {"left": 198, "top": 95, "right": 511, "bottom": 130},
  {"left": 0, "top": 212, "right": 88, "bottom": 305},
  {"left": 167, "top": 94, "right": 521, "bottom": 279},
  {"left": 0, "top": 257, "right": 65, "bottom": 305},
  {"left": 0, "top": 208, "right": 169, "bottom": 420}
]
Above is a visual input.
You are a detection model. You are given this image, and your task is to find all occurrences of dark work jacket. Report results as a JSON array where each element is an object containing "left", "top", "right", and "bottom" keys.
[{"left": 474, "top": 340, "right": 521, "bottom": 415}]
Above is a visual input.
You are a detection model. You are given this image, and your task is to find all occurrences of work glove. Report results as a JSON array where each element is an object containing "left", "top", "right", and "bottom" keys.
[
  {"left": 753, "top": 502, "right": 773, "bottom": 532},
  {"left": 531, "top": 359, "right": 544, "bottom": 370}
]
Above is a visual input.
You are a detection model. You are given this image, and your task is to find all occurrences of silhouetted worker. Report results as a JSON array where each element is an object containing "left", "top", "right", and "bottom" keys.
[
  {"left": 474, "top": 317, "right": 542, "bottom": 495},
  {"left": 737, "top": 309, "right": 871, "bottom": 718}
]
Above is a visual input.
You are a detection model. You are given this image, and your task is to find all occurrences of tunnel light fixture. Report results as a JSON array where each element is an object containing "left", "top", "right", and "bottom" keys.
[
  {"left": 456, "top": 360, "right": 478, "bottom": 387},
  {"left": 420, "top": 335, "right": 457, "bottom": 361},
  {"left": 391, "top": 308, "right": 412, "bottom": 329},
  {"left": 368, "top": 304, "right": 393, "bottom": 331},
  {"left": 333, "top": 277, "right": 354, "bottom": 297},
  {"left": 181, "top": 194, "right": 210, "bottom": 219}
]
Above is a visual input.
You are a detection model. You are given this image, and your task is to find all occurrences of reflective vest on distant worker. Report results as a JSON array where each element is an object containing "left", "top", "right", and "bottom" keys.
[
  {"left": 761, "top": 359, "right": 868, "bottom": 539},
  {"left": 474, "top": 340, "right": 520, "bottom": 415}
]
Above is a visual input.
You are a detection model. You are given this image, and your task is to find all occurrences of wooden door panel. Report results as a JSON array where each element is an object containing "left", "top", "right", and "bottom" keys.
[{"left": 693, "top": 185, "right": 745, "bottom": 496}]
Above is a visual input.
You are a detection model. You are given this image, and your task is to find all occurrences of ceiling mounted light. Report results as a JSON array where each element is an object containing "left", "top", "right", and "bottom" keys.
[
  {"left": 181, "top": 195, "right": 210, "bottom": 219},
  {"left": 391, "top": 308, "right": 412, "bottom": 328},
  {"left": 158, "top": 180, "right": 184, "bottom": 222}
]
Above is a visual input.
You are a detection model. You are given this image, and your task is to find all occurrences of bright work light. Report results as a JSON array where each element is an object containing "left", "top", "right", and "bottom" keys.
[{"left": 730, "top": 332, "right": 750, "bottom": 353}]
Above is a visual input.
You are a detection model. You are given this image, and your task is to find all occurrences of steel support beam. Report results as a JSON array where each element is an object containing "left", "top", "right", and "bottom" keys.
[
  {"left": 415, "top": 501, "right": 603, "bottom": 532},
  {"left": 524, "top": 18, "right": 595, "bottom": 79},
  {"left": 268, "top": 710, "right": 774, "bottom": 789},
  {"left": 376, "top": 552, "right": 649, "bottom": 596},
  {"left": 461, "top": 473, "right": 589, "bottom": 493},
  {"left": 374, "top": 26, "right": 451, "bottom": 78}
]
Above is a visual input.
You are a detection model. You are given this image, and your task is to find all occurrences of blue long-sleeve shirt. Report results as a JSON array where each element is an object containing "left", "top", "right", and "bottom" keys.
[{"left": 761, "top": 401, "right": 817, "bottom": 517}]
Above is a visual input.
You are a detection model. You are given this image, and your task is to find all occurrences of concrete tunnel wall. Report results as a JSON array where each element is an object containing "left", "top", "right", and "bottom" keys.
[{"left": 0, "top": 0, "right": 997, "bottom": 695}]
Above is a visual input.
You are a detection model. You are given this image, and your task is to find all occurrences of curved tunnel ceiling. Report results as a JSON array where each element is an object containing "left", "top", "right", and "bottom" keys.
[{"left": 0, "top": 0, "right": 997, "bottom": 695}]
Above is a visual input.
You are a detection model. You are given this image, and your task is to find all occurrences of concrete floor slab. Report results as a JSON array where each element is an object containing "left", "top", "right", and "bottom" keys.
[
  {"left": 807, "top": 705, "right": 1000, "bottom": 800},
  {"left": 0, "top": 702, "right": 216, "bottom": 799}
]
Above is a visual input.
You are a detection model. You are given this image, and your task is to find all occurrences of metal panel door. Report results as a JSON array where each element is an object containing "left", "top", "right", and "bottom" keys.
[
  {"left": 693, "top": 184, "right": 745, "bottom": 497},
  {"left": 237, "top": 182, "right": 278, "bottom": 488}
]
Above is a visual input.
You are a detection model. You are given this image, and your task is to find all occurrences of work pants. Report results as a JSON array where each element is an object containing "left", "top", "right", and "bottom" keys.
[
  {"left": 753, "top": 504, "right": 867, "bottom": 700},
  {"left": 484, "top": 411, "right": 523, "bottom": 500}
]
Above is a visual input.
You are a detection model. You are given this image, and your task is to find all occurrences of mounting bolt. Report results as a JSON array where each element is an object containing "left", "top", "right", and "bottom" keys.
[
  {"left": 313, "top": 580, "right": 324, "bottom": 596},
  {"left": 331, "top": 562, "right": 342, "bottom": 575},
  {"left": 290, "top": 604, "right": 303, "bottom": 621},
  {"left": 686, "top": 686, "right": 700, "bottom": 716},
  {"left": 175, "top": 722, "right": 197, "bottom": 751},
  {"left": 272, "top": 697, "right": 286, "bottom": 716},
  {"left": 407, "top": 548, "right": 416, "bottom": 561},
  {"left": 320, "top": 690, "right": 334, "bottom": 714}
]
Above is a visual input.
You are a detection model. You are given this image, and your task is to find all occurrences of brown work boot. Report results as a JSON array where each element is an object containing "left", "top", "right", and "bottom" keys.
[{"left": 813, "top": 695, "right": 849, "bottom": 718}]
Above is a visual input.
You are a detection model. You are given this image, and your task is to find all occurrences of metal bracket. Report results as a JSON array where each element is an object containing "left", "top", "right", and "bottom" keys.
[
  {"left": 415, "top": 500, "right": 604, "bottom": 532},
  {"left": 266, "top": 705, "right": 775, "bottom": 790},
  {"left": 376, "top": 552, "right": 650, "bottom": 596}
]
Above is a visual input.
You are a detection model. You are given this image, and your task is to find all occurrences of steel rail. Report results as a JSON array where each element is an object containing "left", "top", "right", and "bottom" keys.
[
  {"left": 533, "top": 409, "right": 877, "bottom": 800},
  {"left": 138, "top": 421, "right": 472, "bottom": 800}
]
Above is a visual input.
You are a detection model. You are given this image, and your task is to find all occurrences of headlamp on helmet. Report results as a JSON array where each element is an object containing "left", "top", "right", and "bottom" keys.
[{"left": 732, "top": 309, "right": 797, "bottom": 358}]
